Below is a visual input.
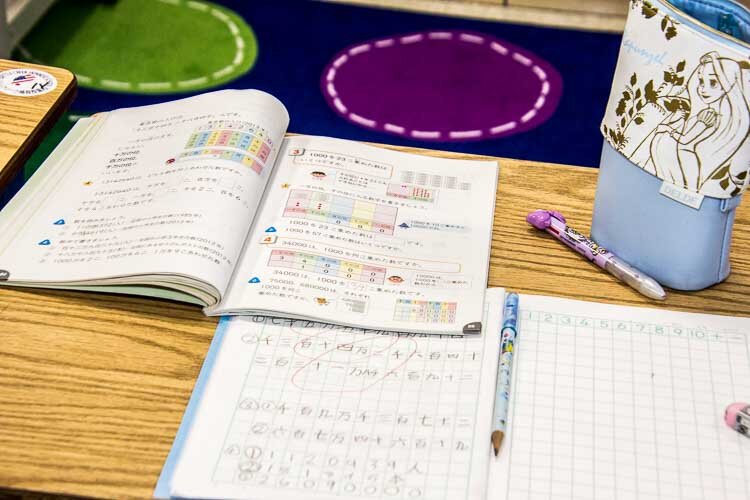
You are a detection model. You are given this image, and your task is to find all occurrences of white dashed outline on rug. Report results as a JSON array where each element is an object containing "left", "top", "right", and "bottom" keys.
[
  {"left": 324, "top": 31, "right": 555, "bottom": 141},
  {"left": 17, "top": 0, "right": 253, "bottom": 93}
]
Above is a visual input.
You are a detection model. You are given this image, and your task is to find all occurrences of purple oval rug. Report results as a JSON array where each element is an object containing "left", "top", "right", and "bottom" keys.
[{"left": 321, "top": 30, "right": 563, "bottom": 142}]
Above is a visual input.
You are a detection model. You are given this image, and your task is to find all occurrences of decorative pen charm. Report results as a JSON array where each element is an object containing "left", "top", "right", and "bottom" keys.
[{"left": 526, "top": 210, "right": 666, "bottom": 301}]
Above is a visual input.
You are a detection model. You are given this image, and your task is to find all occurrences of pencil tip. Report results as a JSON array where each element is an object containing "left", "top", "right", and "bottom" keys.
[{"left": 491, "top": 431, "right": 504, "bottom": 457}]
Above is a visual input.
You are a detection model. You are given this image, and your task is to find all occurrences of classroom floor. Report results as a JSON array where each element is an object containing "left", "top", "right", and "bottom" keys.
[
  {"left": 11, "top": 0, "right": 626, "bottom": 187},
  {"left": 13, "top": 0, "right": 750, "bottom": 178}
]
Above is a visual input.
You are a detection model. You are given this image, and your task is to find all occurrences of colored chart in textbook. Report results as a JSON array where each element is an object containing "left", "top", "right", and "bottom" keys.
[
  {"left": 394, "top": 299, "right": 458, "bottom": 324},
  {"left": 178, "top": 149, "right": 263, "bottom": 173},
  {"left": 268, "top": 249, "right": 387, "bottom": 284},
  {"left": 283, "top": 189, "right": 397, "bottom": 234},
  {"left": 179, "top": 120, "right": 272, "bottom": 174}
]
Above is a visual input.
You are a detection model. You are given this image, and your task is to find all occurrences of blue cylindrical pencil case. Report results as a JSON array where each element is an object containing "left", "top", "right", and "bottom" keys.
[{"left": 592, "top": 0, "right": 750, "bottom": 290}]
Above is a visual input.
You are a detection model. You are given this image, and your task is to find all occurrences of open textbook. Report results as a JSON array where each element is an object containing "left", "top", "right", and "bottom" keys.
[
  {"left": 0, "top": 90, "right": 498, "bottom": 333},
  {"left": 156, "top": 290, "right": 750, "bottom": 500}
]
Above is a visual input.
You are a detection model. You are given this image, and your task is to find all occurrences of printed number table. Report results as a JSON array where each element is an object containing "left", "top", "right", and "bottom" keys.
[
  {"left": 268, "top": 249, "right": 388, "bottom": 284},
  {"left": 0, "top": 59, "right": 76, "bottom": 190},
  {"left": 179, "top": 120, "right": 272, "bottom": 174},
  {"left": 284, "top": 188, "right": 398, "bottom": 234},
  {"left": 2, "top": 145, "right": 750, "bottom": 499}
]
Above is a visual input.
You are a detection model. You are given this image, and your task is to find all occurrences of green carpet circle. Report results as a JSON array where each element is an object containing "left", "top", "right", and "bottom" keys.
[{"left": 17, "top": 0, "right": 258, "bottom": 94}]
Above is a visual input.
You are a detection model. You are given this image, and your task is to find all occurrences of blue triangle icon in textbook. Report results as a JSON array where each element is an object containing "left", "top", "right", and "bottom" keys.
[
  {"left": 265, "top": 227, "right": 277, "bottom": 233},
  {"left": 248, "top": 277, "right": 261, "bottom": 284},
  {"left": 53, "top": 219, "right": 65, "bottom": 225},
  {"left": 38, "top": 239, "right": 51, "bottom": 246}
]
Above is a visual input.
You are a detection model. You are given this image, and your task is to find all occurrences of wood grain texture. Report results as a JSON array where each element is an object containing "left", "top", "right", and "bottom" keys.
[
  {"left": 0, "top": 59, "right": 76, "bottom": 189},
  {"left": 326, "top": 0, "right": 628, "bottom": 32},
  {"left": 0, "top": 288, "right": 215, "bottom": 499},
  {"left": 2, "top": 144, "right": 750, "bottom": 498},
  {"left": 332, "top": 0, "right": 750, "bottom": 32},
  {"left": 509, "top": 0, "right": 628, "bottom": 16}
]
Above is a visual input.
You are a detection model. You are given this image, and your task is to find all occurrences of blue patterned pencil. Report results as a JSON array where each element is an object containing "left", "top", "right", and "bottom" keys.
[{"left": 491, "top": 292, "right": 519, "bottom": 457}]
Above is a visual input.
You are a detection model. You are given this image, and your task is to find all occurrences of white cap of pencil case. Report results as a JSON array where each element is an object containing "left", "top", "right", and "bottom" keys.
[{"left": 592, "top": 0, "right": 750, "bottom": 290}]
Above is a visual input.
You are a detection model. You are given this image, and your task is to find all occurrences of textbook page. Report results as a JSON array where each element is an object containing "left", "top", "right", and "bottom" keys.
[
  {"left": 170, "top": 288, "right": 504, "bottom": 500},
  {"left": 0, "top": 90, "right": 288, "bottom": 304},
  {"left": 214, "top": 135, "right": 498, "bottom": 333},
  {"left": 491, "top": 295, "right": 750, "bottom": 500}
]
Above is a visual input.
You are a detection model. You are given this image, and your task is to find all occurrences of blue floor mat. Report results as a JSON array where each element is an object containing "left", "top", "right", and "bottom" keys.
[{"left": 38, "top": 0, "right": 623, "bottom": 167}]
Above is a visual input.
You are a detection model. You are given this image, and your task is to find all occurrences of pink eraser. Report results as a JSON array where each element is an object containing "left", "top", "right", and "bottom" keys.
[{"left": 725, "top": 402, "right": 748, "bottom": 428}]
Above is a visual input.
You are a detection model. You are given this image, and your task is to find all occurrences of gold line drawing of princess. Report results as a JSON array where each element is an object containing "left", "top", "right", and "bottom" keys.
[{"left": 631, "top": 52, "right": 750, "bottom": 196}]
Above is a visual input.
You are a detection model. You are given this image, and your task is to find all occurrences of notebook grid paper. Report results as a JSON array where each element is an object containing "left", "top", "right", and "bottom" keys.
[{"left": 501, "top": 301, "right": 750, "bottom": 500}]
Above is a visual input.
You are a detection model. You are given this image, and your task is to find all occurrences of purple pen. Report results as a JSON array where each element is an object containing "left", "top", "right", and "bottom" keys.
[{"left": 526, "top": 210, "right": 666, "bottom": 300}]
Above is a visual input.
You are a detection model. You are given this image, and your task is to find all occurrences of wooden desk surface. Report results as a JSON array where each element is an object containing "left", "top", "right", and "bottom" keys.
[
  {"left": 0, "top": 59, "right": 76, "bottom": 189},
  {"left": 1, "top": 150, "right": 750, "bottom": 499}
]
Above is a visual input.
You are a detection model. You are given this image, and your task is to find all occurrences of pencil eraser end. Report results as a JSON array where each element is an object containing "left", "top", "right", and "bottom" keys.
[{"left": 724, "top": 402, "right": 748, "bottom": 427}]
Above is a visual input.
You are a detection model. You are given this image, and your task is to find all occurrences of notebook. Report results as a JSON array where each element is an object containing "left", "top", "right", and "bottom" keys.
[
  {"left": 490, "top": 294, "right": 750, "bottom": 500},
  {"left": 0, "top": 90, "right": 498, "bottom": 334},
  {"left": 159, "top": 288, "right": 505, "bottom": 499},
  {"left": 158, "top": 291, "right": 750, "bottom": 499}
]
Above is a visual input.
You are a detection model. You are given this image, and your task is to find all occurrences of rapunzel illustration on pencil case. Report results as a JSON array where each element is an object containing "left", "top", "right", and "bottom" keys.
[{"left": 603, "top": 51, "right": 750, "bottom": 197}]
